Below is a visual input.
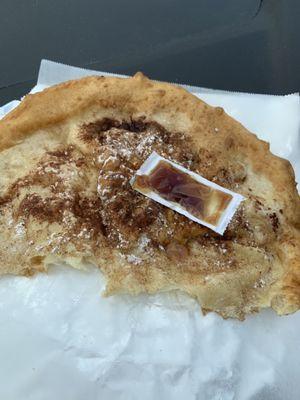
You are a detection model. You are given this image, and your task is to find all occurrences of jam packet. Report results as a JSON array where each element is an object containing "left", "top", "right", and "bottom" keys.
[{"left": 130, "top": 152, "right": 245, "bottom": 235}]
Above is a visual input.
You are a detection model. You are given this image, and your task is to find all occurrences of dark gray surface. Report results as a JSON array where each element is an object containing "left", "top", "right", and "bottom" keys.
[{"left": 0, "top": 0, "right": 299, "bottom": 105}]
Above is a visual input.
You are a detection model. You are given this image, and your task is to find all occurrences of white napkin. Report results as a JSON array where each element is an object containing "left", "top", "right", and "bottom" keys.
[{"left": 0, "top": 60, "right": 299, "bottom": 400}]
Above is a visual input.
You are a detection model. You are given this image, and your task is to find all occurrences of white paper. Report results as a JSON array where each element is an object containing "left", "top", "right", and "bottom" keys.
[{"left": 0, "top": 60, "right": 299, "bottom": 400}]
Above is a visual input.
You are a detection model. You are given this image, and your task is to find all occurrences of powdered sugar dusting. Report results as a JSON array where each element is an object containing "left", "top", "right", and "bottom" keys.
[
  {"left": 126, "top": 254, "right": 142, "bottom": 265},
  {"left": 14, "top": 221, "right": 26, "bottom": 237}
]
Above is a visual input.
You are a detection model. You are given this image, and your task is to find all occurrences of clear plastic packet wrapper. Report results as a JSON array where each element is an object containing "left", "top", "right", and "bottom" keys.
[{"left": 131, "top": 152, "right": 245, "bottom": 234}]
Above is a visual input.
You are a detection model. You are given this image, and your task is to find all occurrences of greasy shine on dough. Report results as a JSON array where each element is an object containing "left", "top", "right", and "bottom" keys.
[{"left": 0, "top": 73, "right": 299, "bottom": 319}]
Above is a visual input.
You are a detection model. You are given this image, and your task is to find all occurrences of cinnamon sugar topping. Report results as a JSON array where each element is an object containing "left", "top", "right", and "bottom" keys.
[{"left": 0, "top": 118, "right": 278, "bottom": 265}]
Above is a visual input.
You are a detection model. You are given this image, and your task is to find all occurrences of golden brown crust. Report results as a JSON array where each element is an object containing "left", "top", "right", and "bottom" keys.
[{"left": 0, "top": 72, "right": 299, "bottom": 319}]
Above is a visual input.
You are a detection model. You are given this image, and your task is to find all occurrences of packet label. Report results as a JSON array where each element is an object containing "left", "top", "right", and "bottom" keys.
[{"left": 130, "top": 152, "right": 245, "bottom": 235}]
